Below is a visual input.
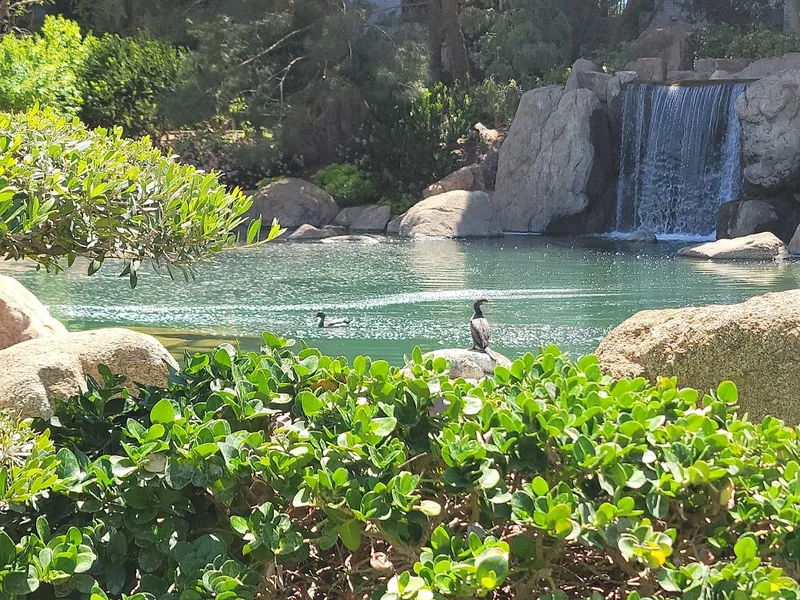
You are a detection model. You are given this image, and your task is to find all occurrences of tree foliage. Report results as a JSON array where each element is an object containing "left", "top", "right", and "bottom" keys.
[
  {"left": 79, "top": 33, "right": 181, "bottom": 138},
  {"left": 1, "top": 338, "right": 800, "bottom": 598},
  {"left": 0, "top": 16, "right": 87, "bottom": 116},
  {"left": 0, "top": 106, "right": 255, "bottom": 284}
]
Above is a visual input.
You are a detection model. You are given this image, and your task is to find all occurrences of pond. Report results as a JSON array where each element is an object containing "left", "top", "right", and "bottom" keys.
[{"left": 4, "top": 236, "right": 800, "bottom": 363}]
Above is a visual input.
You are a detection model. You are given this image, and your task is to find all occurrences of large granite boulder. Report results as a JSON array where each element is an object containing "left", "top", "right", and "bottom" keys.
[
  {"left": 733, "top": 54, "right": 800, "bottom": 79},
  {"left": 423, "top": 348, "right": 512, "bottom": 380},
  {"left": 625, "top": 58, "right": 667, "bottom": 83},
  {"left": 630, "top": 26, "right": 694, "bottom": 72},
  {"left": 494, "top": 87, "right": 616, "bottom": 233},
  {"left": 351, "top": 204, "right": 392, "bottom": 232},
  {"left": 398, "top": 191, "right": 502, "bottom": 238},
  {"left": 677, "top": 232, "right": 788, "bottom": 261},
  {"left": 0, "top": 328, "right": 178, "bottom": 419},
  {"left": 247, "top": 178, "right": 338, "bottom": 228},
  {"left": 386, "top": 214, "right": 403, "bottom": 235},
  {"left": 736, "top": 71, "right": 800, "bottom": 190},
  {"left": 595, "top": 290, "right": 800, "bottom": 422},
  {"left": 0, "top": 275, "right": 67, "bottom": 351},
  {"left": 423, "top": 166, "right": 484, "bottom": 199},
  {"left": 716, "top": 200, "right": 779, "bottom": 239}
]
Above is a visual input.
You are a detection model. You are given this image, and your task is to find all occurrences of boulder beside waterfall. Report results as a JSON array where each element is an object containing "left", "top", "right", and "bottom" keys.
[
  {"left": 493, "top": 87, "right": 616, "bottom": 234},
  {"left": 736, "top": 70, "right": 800, "bottom": 191}
]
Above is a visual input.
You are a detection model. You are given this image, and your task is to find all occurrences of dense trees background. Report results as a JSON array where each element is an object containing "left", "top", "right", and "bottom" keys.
[{"left": 1, "top": 0, "right": 798, "bottom": 200}]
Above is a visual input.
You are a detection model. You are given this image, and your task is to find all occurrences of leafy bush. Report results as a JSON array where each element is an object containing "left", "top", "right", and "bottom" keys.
[
  {"left": 366, "top": 83, "right": 484, "bottom": 197},
  {"left": 0, "top": 106, "right": 258, "bottom": 285},
  {"left": 79, "top": 33, "right": 182, "bottom": 138},
  {"left": 0, "top": 16, "right": 88, "bottom": 116},
  {"left": 313, "top": 163, "right": 377, "bottom": 207},
  {"left": 470, "top": 79, "right": 523, "bottom": 129},
  {"left": 3, "top": 336, "right": 800, "bottom": 599},
  {"left": 693, "top": 25, "right": 800, "bottom": 60}
]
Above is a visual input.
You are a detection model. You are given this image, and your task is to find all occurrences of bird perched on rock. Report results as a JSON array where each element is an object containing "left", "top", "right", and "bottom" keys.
[
  {"left": 315, "top": 312, "right": 352, "bottom": 328},
  {"left": 470, "top": 298, "right": 491, "bottom": 351}
]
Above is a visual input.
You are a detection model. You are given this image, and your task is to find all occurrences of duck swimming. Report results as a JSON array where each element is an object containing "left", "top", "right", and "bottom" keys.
[
  {"left": 470, "top": 298, "right": 490, "bottom": 352},
  {"left": 316, "top": 312, "right": 352, "bottom": 328}
]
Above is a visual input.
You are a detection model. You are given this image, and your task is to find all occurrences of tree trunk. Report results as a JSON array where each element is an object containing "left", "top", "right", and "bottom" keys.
[
  {"left": 788, "top": 0, "right": 800, "bottom": 32},
  {"left": 426, "top": 0, "right": 469, "bottom": 84},
  {"left": 440, "top": 0, "right": 469, "bottom": 82},
  {"left": 427, "top": 0, "right": 444, "bottom": 83}
]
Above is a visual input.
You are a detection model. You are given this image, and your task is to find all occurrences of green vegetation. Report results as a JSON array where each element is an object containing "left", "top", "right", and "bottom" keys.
[
  {"left": 1, "top": 338, "right": 799, "bottom": 599},
  {"left": 79, "top": 33, "right": 181, "bottom": 138},
  {"left": 694, "top": 24, "right": 800, "bottom": 60},
  {"left": 0, "top": 16, "right": 87, "bottom": 116},
  {"left": 365, "top": 83, "right": 483, "bottom": 198},
  {"left": 0, "top": 106, "right": 260, "bottom": 285},
  {"left": 313, "top": 164, "right": 377, "bottom": 208}
]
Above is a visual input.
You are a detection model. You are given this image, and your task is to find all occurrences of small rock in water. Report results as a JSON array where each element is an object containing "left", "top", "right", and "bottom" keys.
[
  {"left": 628, "top": 231, "right": 658, "bottom": 243},
  {"left": 319, "top": 235, "right": 380, "bottom": 244}
]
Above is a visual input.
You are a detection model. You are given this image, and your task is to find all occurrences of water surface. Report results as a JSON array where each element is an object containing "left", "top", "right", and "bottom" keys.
[{"left": 4, "top": 236, "right": 799, "bottom": 363}]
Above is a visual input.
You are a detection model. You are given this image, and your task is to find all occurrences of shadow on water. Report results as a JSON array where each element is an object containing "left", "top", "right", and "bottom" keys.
[{"left": 3, "top": 235, "right": 800, "bottom": 364}]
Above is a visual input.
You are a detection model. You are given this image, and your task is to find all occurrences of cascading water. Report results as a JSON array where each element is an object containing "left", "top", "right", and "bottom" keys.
[{"left": 615, "top": 82, "right": 746, "bottom": 237}]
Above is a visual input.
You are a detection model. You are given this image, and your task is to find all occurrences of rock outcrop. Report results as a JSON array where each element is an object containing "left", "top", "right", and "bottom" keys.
[
  {"left": 677, "top": 232, "right": 788, "bottom": 261},
  {"left": 595, "top": 290, "right": 800, "bottom": 422},
  {"left": 607, "top": 71, "right": 638, "bottom": 105},
  {"left": 423, "top": 166, "right": 484, "bottom": 199},
  {"left": 494, "top": 87, "right": 616, "bottom": 234},
  {"left": 333, "top": 206, "right": 368, "bottom": 228},
  {"left": 630, "top": 26, "right": 694, "bottom": 72},
  {"left": 386, "top": 215, "right": 403, "bottom": 235},
  {"left": 0, "top": 328, "right": 178, "bottom": 419},
  {"left": 667, "top": 70, "right": 709, "bottom": 82},
  {"left": 789, "top": 223, "right": 800, "bottom": 254},
  {"left": 695, "top": 58, "right": 753, "bottom": 74},
  {"left": 566, "top": 71, "right": 613, "bottom": 102},
  {"left": 0, "top": 275, "right": 67, "bottom": 351},
  {"left": 736, "top": 70, "right": 800, "bottom": 190},
  {"left": 733, "top": 53, "right": 800, "bottom": 79},
  {"left": 625, "top": 58, "right": 667, "bottom": 83},
  {"left": 716, "top": 200, "right": 779, "bottom": 239},
  {"left": 398, "top": 191, "right": 502, "bottom": 238},
  {"left": 423, "top": 348, "right": 512, "bottom": 380},
  {"left": 350, "top": 204, "right": 392, "bottom": 232},
  {"left": 247, "top": 178, "right": 338, "bottom": 229},
  {"left": 628, "top": 231, "right": 658, "bottom": 243},
  {"left": 286, "top": 224, "right": 347, "bottom": 240}
]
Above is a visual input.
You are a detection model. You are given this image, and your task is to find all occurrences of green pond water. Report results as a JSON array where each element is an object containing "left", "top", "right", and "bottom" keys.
[{"left": 3, "top": 236, "right": 800, "bottom": 364}]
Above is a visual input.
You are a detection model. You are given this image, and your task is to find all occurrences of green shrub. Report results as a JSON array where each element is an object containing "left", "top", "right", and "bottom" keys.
[
  {"left": 79, "top": 33, "right": 181, "bottom": 138},
  {"left": 0, "top": 106, "right": 261, "bottom": 285},
  {"left": 0, "top": 16, "right": 88, "bottom": 116},
  {"left": 3, "top": 337, "right": 800, "bottom": 599},
  {"left": 694, "top": 24, "right": 800, "bottom": 60},
  {"left": 470, "top": 78, "right": 523, "bottom": 128},
  {"left": 366, "top": 82, "right": 484, "bottom": 197},
  {"left": 313, "top": 163, "right": 377, "bottom": 207}
]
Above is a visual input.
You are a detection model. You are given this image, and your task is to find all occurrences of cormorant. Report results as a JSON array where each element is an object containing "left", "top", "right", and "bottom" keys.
[
  {"left": 470, "top": 298, "right": 491, "bottom": 351},
  {"left": 316, "top": 312, "right": 352, "bottom": 328}
]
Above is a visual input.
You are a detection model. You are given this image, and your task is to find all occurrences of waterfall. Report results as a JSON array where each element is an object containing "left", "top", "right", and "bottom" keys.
[{"left": 615, "top": 82, "right": 746, "bottom": 237}]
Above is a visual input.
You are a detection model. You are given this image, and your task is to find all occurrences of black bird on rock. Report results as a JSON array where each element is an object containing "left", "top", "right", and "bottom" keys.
[
  {"left": 470, "top": 298, "right": 491, "bottom": 352},
  {"left": 315, "top": 312, "right": 352, "bottom": 328}
]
